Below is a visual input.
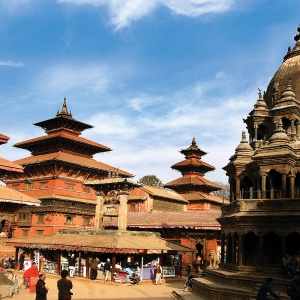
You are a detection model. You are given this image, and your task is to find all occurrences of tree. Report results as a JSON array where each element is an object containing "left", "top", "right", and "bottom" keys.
[
  {"left": 211, "top": 181, "right": 230, "bottom": 200},
  {"left": 138, "top": 175, "right": 164, "bottom": 187}
]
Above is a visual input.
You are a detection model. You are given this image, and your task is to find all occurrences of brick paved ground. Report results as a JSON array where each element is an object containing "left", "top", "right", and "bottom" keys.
[{"left": 2, "top": 271, "right": 192, "bottom": 300}]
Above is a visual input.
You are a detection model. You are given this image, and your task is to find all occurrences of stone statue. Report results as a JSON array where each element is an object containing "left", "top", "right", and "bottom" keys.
[{"left": 208, "top": 249, "right": 219, "bottom": 269}]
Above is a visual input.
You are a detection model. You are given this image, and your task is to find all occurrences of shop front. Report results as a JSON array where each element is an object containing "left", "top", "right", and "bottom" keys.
[{"left": 6, "top": 229, "right": 192, "bottom": 281}]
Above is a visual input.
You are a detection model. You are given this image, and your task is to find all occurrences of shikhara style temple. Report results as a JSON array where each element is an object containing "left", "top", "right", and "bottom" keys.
[{"left": 189, "top": 25, "right": 300, "bottom": 300}]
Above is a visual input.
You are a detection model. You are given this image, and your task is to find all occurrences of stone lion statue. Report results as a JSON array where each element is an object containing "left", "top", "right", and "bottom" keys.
[{"left": 208, "top": 249, "right": 219, "bottom": 269}]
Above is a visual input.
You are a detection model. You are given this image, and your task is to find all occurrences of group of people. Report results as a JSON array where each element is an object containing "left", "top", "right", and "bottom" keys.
[
  {"left": 256, "top": 273, "right": 300, "bottom": 300},
  {"left": 90, "top": 257, "right": 111, "bottom": 282},
  {"left": 282, "top": 253, "right": 300, "bottom": 277},
  {"left": 22, "top": 261, "right": 73, "bottom": 300}
]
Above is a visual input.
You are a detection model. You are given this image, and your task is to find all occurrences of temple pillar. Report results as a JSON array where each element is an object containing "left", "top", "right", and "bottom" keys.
[
  {"left": 281, "top": 237, "right": 286, "bottom": 258},
  {"left": 258, "top": 237, "right": 264, "bottom": 267},
  {"left": 221, "top": 234, "right": 225, "bottom": 264},
  {"left": 112, "top": 254, "right": 116, "bottom": 281},
  {"left": 296, "top": 120, "right": 300, "bottom": 135},
  {"left": 257, "top": 178, "right": 261, "bottom": 199},
  {"left": 231, "top": 234, "right": 236, "bottom": 265},
  {"left": 254, "top": 123, "right": 258, "bottom": 141},
  {"left": 281, "top": 173, "right": 287, "bottom": 198},
  {"left": 291, "top": 119, "right": 295, "bottom": 134},
  {"left": 94, "top": 191, "right": 105, "bottom": 230},
  {"left": 270, "top": 176, "right": 274, "bottom": 199},
  {"left": 261, "top": 173, "right": 267, "bottom": 199},
  {"left": 238, "top": 235, "right": 243, "bottom": 267},
  {"left": 235, "top": 178, "right": 240, "bottom": 200},
  {"left": 289, "top": 175, "right": 295, "bottom": 198},
  {"left": 118, "top": 194, "right": 129, "bottom": 232}
]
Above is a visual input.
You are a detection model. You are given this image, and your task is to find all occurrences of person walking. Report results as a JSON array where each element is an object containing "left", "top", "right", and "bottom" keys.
[
  {"left": 155, "top": 262, "right": 162, "bottom": 285},
  {"left": 104, "top": 258, "right": 111, "bottom": 282},
  {"left": 57, "top": 269, "right": 73, "bottom": 300},
  {"left": 287, "top": 272, "right": 300, "bottom": 300},
  {"left": 19, "top": 252, "right": 25, "bottom": 271},
  {"left": 256, "top": 278, "right": 279, "bottom": 300},
  {"left": 23, "top": 262, "right": 39, "bottom": 294},
  {"left": 35, "top": 273, "right": 48, "bottom": 300},
  {"left": 90, "top": 257, "right": 99, "bottom": 280},
  {"left": 68, "top": 254, "right": 76, "bottom": 278}
]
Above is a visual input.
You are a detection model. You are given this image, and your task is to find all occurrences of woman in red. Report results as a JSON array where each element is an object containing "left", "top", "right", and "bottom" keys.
[{"left": 23, "top": 262, "right": 39, "bottom": 294}]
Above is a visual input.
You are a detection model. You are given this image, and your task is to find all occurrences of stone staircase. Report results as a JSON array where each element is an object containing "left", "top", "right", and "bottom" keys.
[{"left": 191, "top": 268, "right": 290, "bottom": 300}]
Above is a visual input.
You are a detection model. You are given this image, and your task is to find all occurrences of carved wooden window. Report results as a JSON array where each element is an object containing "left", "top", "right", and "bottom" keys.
[
  {"left": 130, "top": 204, "right": 135, "bottom": 212},
  {"left": 12, "top": 184, "right": 20, "bottom": 190},
  {"left": 19, "top": 213, "right": 29, "bottom": 221},
  {"left": 22, "top": 230, "right": 29, "bottom": 237},
  {"left": 25, "top": 182, "right": 33, "bottom": 190},
  {"left": 66, "top": 183, "right": 75, "bottom": 190},
  {"left": 65, "top": 215, "right": 73, "bottom": 225},
  {"left": 40, "top": 181, "right": 48, "bottom": 188},
  {"left": 36, "top": 230, "right": 44, "bottom": 235},
  {"left": 83, "top": 217, "right": 90, "bottom": 227},
  {"left": 37, "top": 214, "right": 44, "bottom": 224}
]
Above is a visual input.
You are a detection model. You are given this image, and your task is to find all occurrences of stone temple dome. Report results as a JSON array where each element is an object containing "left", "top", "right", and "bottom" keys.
[{"left": 264, "top": 25, "right": 300, "bottom": 107}]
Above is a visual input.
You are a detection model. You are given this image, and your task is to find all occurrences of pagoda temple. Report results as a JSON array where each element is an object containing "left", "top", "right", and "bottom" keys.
[
  {"left": 189, "top": 25, "right": 300, "bottom": 300},
  {"left": 5, "top": 98, "right": 132, "bottom": 238},
  {"left": 165, "top": 138, "right": 225, "bottom": 211}
]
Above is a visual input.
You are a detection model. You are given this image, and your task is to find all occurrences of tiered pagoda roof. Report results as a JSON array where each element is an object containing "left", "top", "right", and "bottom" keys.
[
  {"left": 13, "top": 98, "right": 132, "bottom": 177},
  {"left": 165, "top": 138, "right": 223, "bottom": 206}
]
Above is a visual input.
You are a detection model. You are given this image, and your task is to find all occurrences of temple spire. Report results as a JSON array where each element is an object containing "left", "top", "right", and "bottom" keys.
[{"left": 56, "top": 97, "right": 72, "bottom": 119}]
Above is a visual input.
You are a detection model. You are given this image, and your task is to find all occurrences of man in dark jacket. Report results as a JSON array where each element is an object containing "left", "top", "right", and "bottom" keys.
[
  {"left": 287, "top": 272, "right": 300, "bottom": 300},
  {"left": 57, "top": 269, "right": 73, "bottom": 300},
  {"left": 256, "top": 278, "right": 279, "bottom": 300},
  {"left": 35, "top": 273, "right": 48, "bottom": 300},
  {"left": 19, "top": 252, "right": 25, "bottom": 271},
  {"left": 104, "top": 258, "right": 111, "bottom": 282}
]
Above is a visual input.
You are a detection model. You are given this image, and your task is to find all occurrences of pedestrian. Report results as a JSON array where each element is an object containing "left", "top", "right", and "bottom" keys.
[
  {"left": 155, "top": 262, "right": 162, "bottom": 285},
  {"left": 90, "top": 257, "right": 99, "bottom": 280},
  {"left": 282, "top": 254, "right": 291, "bottom": 278},
  {"left": 186, "top": 263, "right": 192, "bottom": 276},
  {"left": 68, "top": 254, "right": 76, "bottom": 278},
  {"left": 256, "top": 277, "right": 279, "bottom": 300},
  {"left": 19, "top": 251, "right": 25, "bottom": 271},
  {"left": 23, "top": 262, "right": 39, "bottom": 294},
  {"left": 57, "top": 269, "right": 73, "bottom": 300},
  {"left": 104, "top": 258, "right": 111, "bottom": 282},
  {"left": 287, "top": 272, "right": 300, "bottom": 300},
  {"left": 35, "top": 273, "right": 48, "bottom": 300}
]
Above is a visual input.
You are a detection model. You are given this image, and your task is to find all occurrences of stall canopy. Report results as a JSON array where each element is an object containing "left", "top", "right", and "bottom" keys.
[{"left": 6, "top": 230, "right": 193, "bottom": 254}]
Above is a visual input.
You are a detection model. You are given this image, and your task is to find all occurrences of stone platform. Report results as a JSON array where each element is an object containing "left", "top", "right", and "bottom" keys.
[{"left": 190, "top": 268, "right": 290, "bottom": 300}]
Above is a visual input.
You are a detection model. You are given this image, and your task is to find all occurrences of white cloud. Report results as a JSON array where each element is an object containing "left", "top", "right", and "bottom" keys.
[
  {"left": 0, "top": 60, "right": 24, "bottom": 67},
  {"left": 57, "top": 0, "right": 237, "bottom": 29}
]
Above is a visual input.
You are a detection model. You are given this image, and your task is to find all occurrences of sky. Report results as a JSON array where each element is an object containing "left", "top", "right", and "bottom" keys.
[{"left": 1, "top": 0, "right": 300, "bottom": 185}]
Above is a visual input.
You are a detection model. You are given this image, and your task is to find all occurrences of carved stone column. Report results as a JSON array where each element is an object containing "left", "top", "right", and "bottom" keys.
[
  {"left": 258, "top": 237, "right": 264, "bottom": 268},
  {"left": 261, "top": 173, "right": 267, "bottom": 199},
  {"left": 257, "top": 178, "right": 261, "bottom": 199},
  {"left": 238, "top": 235, "right": 243, "bottom": 267},
  {"left": 221, "top": 234, "right": 225, "bottom": 264},
  {"left": 94, "top": 191, "right": 105, "bottom": 230},
  {"left": 118, "top": 193, "right": 129, "bottom": 232},
  {"left": 235, "top": 177, "right": 240, "bottom": 200},
  {"left": 281, "top": 173, "right": 287, "bottom": 198},
  {"left": 231, "top": 234, "right": 236, "bottom": 265},
  {"left": 289, "top": 174, "right": 295, "bottom": 198}
]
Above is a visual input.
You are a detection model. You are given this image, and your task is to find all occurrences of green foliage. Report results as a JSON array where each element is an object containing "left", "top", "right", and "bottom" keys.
[{"left": 138, "top": 175, "right": 164, "bottom": 187}]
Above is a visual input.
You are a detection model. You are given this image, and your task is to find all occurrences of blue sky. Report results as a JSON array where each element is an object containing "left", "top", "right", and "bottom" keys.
[{"left": 0, "top": 0, "right": 300, "bottom": 185}]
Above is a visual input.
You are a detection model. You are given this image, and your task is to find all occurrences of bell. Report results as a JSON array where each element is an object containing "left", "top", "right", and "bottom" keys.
[{"left": 103, "top": 205, "right": 118, "bottom": 217}]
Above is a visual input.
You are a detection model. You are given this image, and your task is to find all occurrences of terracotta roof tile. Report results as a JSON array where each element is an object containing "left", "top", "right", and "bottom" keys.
[
  {"left": 103, "top": 211, "right": 221, "bottom": 229},
  {"left": 165, "top": 175, "right": 221, "bottom": 189},
  {"left": 14, "top": 151, "right": 133, "bottom": 177},
  {"left": 171, "top": 158, "right": 215, "bottom": 170},
  {"left": 14, "top": 132, "right": 111, "bottom": 152},
  {"left": 0, "top": 134, "right": 9, "bottom": 145},
  {"left": 6, "top": 231, "right": 193, "bottom": 253},
  {"left": 140, "top": 185, "right": 189, "bottom": 203},
  {"left": 181, "top": 192, "right": 228, "bottom": 204},
  {"left": 0, "top": 157, "right": 23, "bottom": 173},
  {"left": 0, "top": 185, "right": 40, "bottom": 205}
]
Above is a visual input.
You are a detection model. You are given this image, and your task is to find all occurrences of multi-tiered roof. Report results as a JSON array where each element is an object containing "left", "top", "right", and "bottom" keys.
[{"left": 165, "top": 138, "right": 223, "bottom": 209}]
